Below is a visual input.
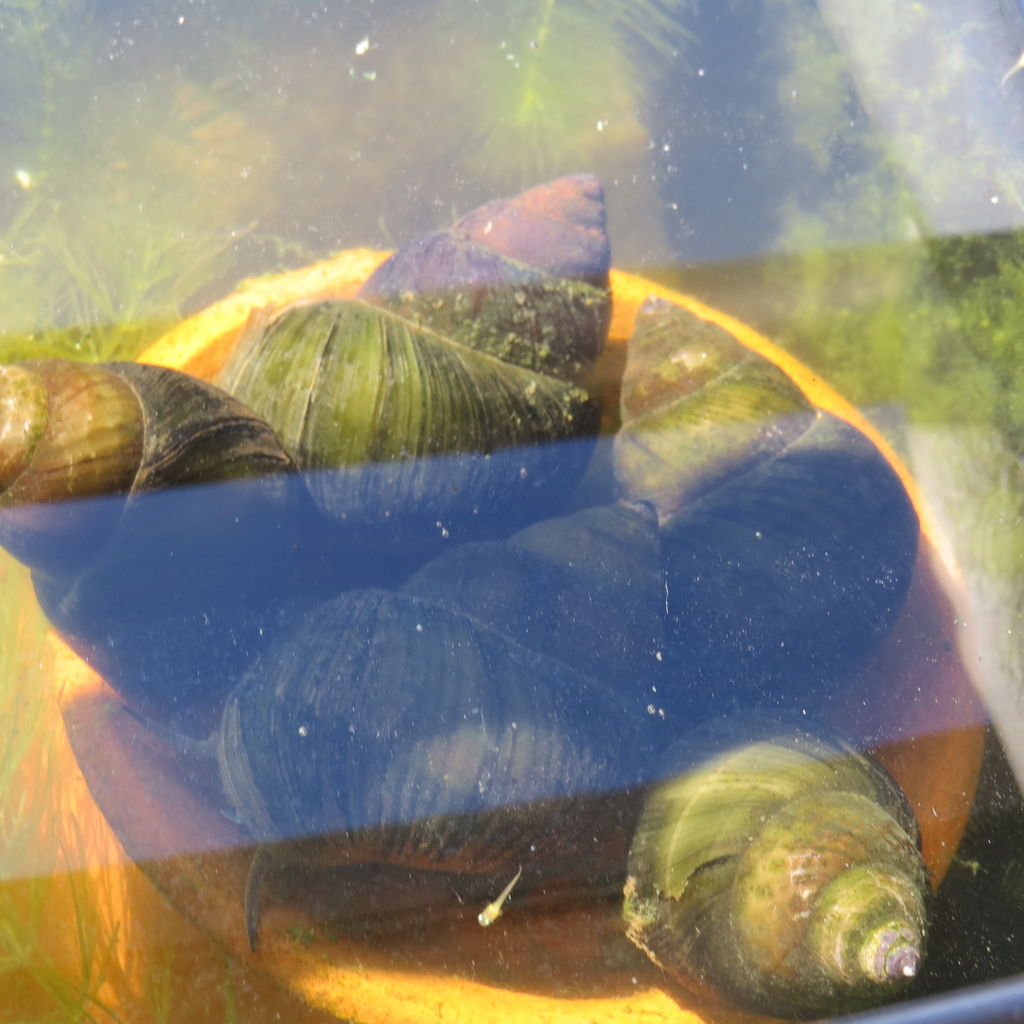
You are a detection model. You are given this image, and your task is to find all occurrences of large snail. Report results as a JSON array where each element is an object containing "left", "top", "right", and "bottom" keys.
[
  {"left": 215, "top": 174, "right": 611, "bottom": 550},
  {"left": 0, "top": 177, "right": 984, "bottom": 1023},
  {"left": 210, "top": 498, "right": 670, "bottom": 949},
  {"left": 0, "top": 359, "right": 328, "bottom": 731},
  {"left": 615, "top": 298, "right": 919, "bottom": 730},
  {"left": 623, "top": 726, "right": 928, "bottom": 1019}
]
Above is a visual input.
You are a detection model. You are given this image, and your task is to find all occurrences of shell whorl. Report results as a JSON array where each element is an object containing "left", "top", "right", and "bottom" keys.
[{"left": 0, "top": 359, "right": 307, "bottom": 732}]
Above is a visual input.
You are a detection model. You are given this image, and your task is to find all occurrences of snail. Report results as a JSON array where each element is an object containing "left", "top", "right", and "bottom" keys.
[
  {"left": 218, "top": 588, "right": 656, "bottom": 951},
  {"left": 614, "top": 298, "right": 920, "bottom": 725},
  {"left": 0, "top": 359, "right": 332, "bottom": 731},
  {"left": 623, "top": 726, "right": 929, "bottom": 1019},
  {"left": 217, "top": 499, "right": 672, "bottom": 949},
  {"left": 215, "top": 174, "right": 611, "bottom": 550}
]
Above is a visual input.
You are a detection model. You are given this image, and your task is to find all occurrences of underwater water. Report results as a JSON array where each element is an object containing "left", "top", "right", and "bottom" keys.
[{"left": 4, "top": 0, "right": 1024, "bottom": 1022}]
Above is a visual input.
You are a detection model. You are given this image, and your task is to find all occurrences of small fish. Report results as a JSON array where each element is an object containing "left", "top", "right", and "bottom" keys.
[{"left": 477, "top": 866, "right": 522, "bottom": 927}]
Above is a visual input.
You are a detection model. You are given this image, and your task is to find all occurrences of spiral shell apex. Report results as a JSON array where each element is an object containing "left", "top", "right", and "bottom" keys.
[{"left": 623, "top": 730, "right": 928, "bottom": 1019}]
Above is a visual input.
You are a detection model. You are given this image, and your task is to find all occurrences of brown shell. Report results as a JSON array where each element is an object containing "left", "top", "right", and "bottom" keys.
[{"left": 0, "top": 359, "right": 315, "bottom": 732}]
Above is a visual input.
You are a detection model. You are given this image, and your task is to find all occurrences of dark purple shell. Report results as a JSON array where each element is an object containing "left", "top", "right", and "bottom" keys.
[{"left": 358, "top": 175, "right": 611, "bottom": 382}]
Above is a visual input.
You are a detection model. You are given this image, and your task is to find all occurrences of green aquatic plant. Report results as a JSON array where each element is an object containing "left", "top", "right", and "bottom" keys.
[
  {"left": 437, "top": 0, "right": 695, "bottom": 183},
  {"left": 0, "top": 0, "right": 273, "bottom": 365},
  {"left": 0, "top": 193, "right": 240, "bottom": 363},
  {"left": 0, "top": 555, "right": 128, "bottom": 1024}
]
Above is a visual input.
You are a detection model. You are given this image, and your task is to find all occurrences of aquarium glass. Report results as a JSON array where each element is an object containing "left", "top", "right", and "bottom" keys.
[{"left": 2, "top": 1, "right": 1024, "bottom": 1022}]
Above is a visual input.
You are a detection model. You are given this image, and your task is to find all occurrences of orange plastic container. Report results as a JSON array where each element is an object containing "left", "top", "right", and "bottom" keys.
[{"left": 40, "top": 251, "right": 986, "bottom": 1024}]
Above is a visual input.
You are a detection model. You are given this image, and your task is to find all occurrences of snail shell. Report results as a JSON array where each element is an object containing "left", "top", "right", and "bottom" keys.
[
  {"left": 216, "top": 298, "right": 600, "bottom": 546},
  {"left": 401, "top": 500, "right": 667, "bottom": 704},
  {"left": 359, "top": 173, "right": 611, "bottom": 381},
  {"left": 0, "top": 359, "right": 319, "bottom": 731},
  {"left": 623, "top": 727, "right": 928, "bottom": 1019},
  {"left": 218, "top": 586, "right": 658, "bottom": 947},
  {"left": 216, "top": 175, "right": 611, "bottom": 549},
  {"left": 614, "top": 299, "right": 920, "bottom": 721}
]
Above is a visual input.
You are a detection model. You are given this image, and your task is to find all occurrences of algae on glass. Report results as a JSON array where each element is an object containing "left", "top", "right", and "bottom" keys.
[{"left": 757, "top": 0, "right": 1024, "bottom": 807}]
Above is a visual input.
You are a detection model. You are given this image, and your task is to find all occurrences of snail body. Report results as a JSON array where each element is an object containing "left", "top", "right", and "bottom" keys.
[
  {"left": 216, "top": 175, "right": 611, "bottom": 549},
  {"left": 624, "top": 727, "right": 928, "bottom": 1019}
]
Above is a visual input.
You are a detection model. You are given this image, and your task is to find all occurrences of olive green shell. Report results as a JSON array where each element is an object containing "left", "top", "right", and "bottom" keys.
[
  {"left": 624, "top": 729, "right": 927, "bottom": 1019},
  {"left": 216, "top": 176, "right": 612, "bottom": 546},
  {"left": 613, "top": 299, "right": 920, "bottom": 725},
  {"left": 216, "top": 297, "right": 600, "bottom": 539}
]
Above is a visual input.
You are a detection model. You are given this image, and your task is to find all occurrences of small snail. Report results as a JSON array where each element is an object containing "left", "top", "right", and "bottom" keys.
[
  {"left": 615, "top": 298, "right": 920, "bottom": 724},
  {"left": 623, "top": 726, "right": 929, "bottom": 1019},
  {"left": 216, "top": 174, "right": 611, "bottom": 549},
  {"left": 0, "top": 360, "right": 322, "bottom": 731}
]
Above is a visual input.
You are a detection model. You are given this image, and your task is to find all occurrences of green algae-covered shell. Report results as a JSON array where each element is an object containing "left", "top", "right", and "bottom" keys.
[
  {"left": 624, "top": 729, "right": 928, "bottom": 1020},
  {"left": 613, "top": 298, "right": 920, "bottom": 718},
  {"left": 216, "top": 296, "right": 600, "bottom": 539}
]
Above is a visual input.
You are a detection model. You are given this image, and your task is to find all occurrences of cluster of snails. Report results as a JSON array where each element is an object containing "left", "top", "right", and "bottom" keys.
[{"left": 0, "top": 176, "right": 930, "bottom": 1019}]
